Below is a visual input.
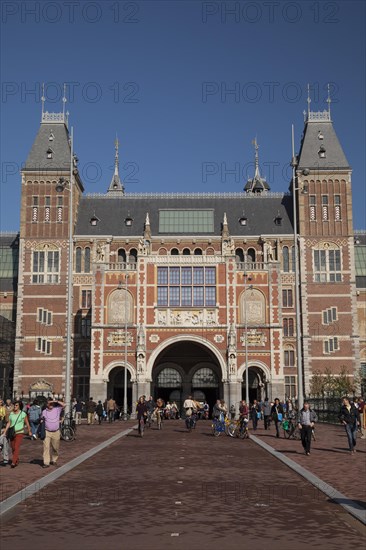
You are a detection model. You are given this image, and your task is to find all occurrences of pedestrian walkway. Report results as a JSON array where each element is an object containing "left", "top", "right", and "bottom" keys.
[
  {"left": 1, "top": 420, "right": 365, "bottom": 550},
  {"left": 0, "top": 420, "right": 136, "bottom": 503},
  {"left": 254, "top": 422, "right": 366, "bottom": 504}
]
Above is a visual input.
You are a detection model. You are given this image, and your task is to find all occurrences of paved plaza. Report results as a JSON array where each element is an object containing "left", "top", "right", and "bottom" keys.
[{"left": 1, "top": 420, "right": 365, "bottom": 549}]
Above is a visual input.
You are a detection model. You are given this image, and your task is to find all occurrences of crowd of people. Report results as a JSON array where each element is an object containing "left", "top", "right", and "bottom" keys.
[{"left": 0, "top": 393, "right": 364, "bottom": 467}]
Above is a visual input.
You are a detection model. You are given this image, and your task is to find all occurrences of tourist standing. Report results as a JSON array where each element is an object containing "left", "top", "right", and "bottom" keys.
[
  {"left": 4, "top": 400, "right": 32, "bottom": 468},
  {"left": 41, "top": 398, "right": 65, "bottom": 468},
  {"left": 250, "top": 399, "right": 260, "bottom": 431},
  {"left": 96, "top": 400, "right": 104, "bottom": 425},
  {"left": 271, "top": 398, "right": 284, "bottom": 438},
  {"left": 297, "top": 401, "right": 317, "bottom": 455},
  {"left": 74, "top": 399, "right": 83, "bottom": 424},
  {"left": 339, "top": 396, "right": 360, "bottom": 454},
  {"left": 262, "top": 397, "right": 272, "bottom": 430}
]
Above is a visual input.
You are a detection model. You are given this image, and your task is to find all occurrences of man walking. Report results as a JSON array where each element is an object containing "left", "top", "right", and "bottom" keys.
[
  {"left": 297, "top": 401, "right": 317, "bottom": 455},
  {"left": 262, "top": 397, "right": 271, "bottom": 430},
  {"left": 86, "top": 397, "right": 97, "bottom": 425},
  {"left": 41, "top": 398, "right": 65, "bottom": 468},
  {"left": 339, "top": 396, "right": 360, "bottom": 454},
  {"left": 107, "top": 395, "right": 117, "bottom": 423}
]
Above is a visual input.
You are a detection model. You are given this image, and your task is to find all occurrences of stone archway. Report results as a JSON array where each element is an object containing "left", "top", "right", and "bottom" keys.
[{"left": 239, "top": 361, "right": 271, "bottom": 403}]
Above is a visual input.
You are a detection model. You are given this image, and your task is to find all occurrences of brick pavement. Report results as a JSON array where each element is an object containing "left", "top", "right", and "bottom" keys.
[
  {"left": 1, "top": 420, "right": 365, "bottom": 550},
  {"left": 253, "top": 421, "right": 366, "bottom": 504},
  {"left": 0, "top": 420, "right": 136, "bottom": 502}
]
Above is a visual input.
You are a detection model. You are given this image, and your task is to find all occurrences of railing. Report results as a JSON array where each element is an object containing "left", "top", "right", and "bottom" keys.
[
  {"left": 236, "top": 261, "right": 266, "bottom": 271},
  {"left": 108, "top": 262, "right": 137, "bottom": 271},
  {"left": 306, "top": 397, "right": 343, "bottom": 423}
]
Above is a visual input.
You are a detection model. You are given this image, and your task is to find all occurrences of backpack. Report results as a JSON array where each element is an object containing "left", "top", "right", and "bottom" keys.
[{"left": 29, "top": 405, "right": 41, "bottom": 423}]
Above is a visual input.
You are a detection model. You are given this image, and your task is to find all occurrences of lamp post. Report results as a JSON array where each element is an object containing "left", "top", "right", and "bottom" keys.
[
  {"left": 291, "top": 124, "right": 304, "bottom": 409},
  {"left": 243, "top": 257, "right": 252, "bottom": 405},
  {"left": 123, "top": 273, "right": 129, "bottom": 420},
  {"left": 56, "top": 127, "right": 74, "bottom": 416}
]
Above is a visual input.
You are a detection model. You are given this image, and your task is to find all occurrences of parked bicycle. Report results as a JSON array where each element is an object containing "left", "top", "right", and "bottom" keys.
[
  {"left": 60, "top": 413, "right": 76, "bottom": 442},
  {"left": 211, "top": 414, "right": 230, "bottom": 437},
  {"left": 282, "top": 418, "right": 301, "bottom": 440}
]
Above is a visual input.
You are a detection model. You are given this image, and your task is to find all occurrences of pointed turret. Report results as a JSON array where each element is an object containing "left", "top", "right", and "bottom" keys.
[
  {"left": 107, "top": 136, "right": 125, "bottom": 195},
  {"left": 297, "top": 86, "right": 350, "bottom": 171},
  {"left": 244, "top": 138, "right": 270, "bottom": 193}
]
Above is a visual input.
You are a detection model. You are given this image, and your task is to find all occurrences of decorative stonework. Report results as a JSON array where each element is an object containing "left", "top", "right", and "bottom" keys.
[
  {"left": 73, "top": 275, "right": 93, "bottom": 285},
  {"left": 107, "top": 289, "right": 133, "bottom": 324},
  {"left": 241, "top": 289, "right": 266, "bottom": 324},
  {"left": 281, "top": 274, "right": 295, "bottom": 284},
  {"left": 214, "top": 334, "right": 224, "bottom": 343},
  {"left": 155, "top": 309, "right": 218, "bottom": 326},
  {"left": 107, "top": 331, "right": 133, "bottom": 346},
  {"left": 240, "top": 330, "right": 266, "bottom": 347},
  {"left": 29, "top": 378, "right": 54, "bottom": 393},
  {"left": 149, "top": 334, "right": 160, "bottom": 343}
]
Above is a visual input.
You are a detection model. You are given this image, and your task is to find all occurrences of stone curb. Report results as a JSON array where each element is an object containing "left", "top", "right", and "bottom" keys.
[
  {"left": 0, "top": 425, "right": 137, "bottom": 517},
  {"left": 250, "top": 434, "right": 366, "bottom": 526}
]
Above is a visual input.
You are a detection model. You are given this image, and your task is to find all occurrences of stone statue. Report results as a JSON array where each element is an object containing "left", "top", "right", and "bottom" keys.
[
  {"left": 96, "top": 243, "right": 105, "bottom": 262},
  {"left": 229, "top": 353, "right": 236, "bottom": 375}
]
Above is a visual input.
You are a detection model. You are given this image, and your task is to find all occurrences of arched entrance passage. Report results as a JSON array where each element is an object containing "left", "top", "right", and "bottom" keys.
[
  {"left": 107, "top": 367, "right": 132, "bottom": 410},
  {"left": 241, "top": 366, "right": 268, "bottom": 403},
  {"left": 151, "top": 341, "right": 223, "bottom": 414}
]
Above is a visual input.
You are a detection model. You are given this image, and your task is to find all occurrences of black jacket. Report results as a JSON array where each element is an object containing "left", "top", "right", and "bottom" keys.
[
  {"left": 271, "top": 403, "right": 284, "bottom": 421},
  {"left": 339, "top": 403, "right": 359, "bottom": 425}
]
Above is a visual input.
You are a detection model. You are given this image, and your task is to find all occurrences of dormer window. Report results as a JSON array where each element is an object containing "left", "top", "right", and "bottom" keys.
[
  {"left": 318, "top": 145, "right": 326, "bottom": 158},
  {"left": 318, "top": 130, "right": 324, "bottom": 140},
  {"left": 274, "top": 215, "right": 282, "bottom": 226},
  {"left": 90, "top": 213, "right": 100, "bottom": 226},
  {"left": 239, "top": 215, "right": 247, "bottom": 226},
  {"left": 125, "top": 214, "right": 133, "bottom": 227},
  {"left": 46, "top": 148, "right": 53, "bottom": 159},
  {"left": 49, "top": 132, "right": 54, "bottom": 141}
]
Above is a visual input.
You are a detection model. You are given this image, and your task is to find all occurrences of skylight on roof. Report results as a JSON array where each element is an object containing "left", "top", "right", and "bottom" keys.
[{"left": 159, "top": 209, "right": 214, "bottom": 233}]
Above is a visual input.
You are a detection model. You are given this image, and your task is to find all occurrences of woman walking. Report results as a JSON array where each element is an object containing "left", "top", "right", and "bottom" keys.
[
  {"left": 136, "top": 396, "right": 148, "bottom": 436},
  {"left": 339, "top": 396, "right": 360, "bottom": 454},
  {"left": 271, "top": 398, "right": 284, "bottom": 438},
  {"left": 4, "top": 401, "right": 31, "bottom": 468}
]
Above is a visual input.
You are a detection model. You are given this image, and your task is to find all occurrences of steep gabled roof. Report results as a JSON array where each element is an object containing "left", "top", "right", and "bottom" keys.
[
  {"left": 24, "top": 122, "right": 71, "bottom": 172},
  {"left": 297, "top": 112, "right": 350, "bottom": 171}
]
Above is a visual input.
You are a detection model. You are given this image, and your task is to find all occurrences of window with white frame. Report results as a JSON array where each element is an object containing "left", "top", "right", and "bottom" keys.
[
  {"left": 313, "top": 247, "right": 342, "bottom": 282},
  {"left": 324, "top": 337, "right": 339, "bottom": 354},
  {"left": 283, "top": 318, "right": 294, "bottom": 337},
  {"left": 285, "top": 376, "right": 297, "bottom": 398},
  {"left": 322, "top": 196, "right": 329, "bottom": 221},
  {"left": 37, "top": 308, "right": 52, "bottom": 325},
  {"left": 32, "top": 196, "right": 39, "bottom": 222},
  {"left": 282, "top": 289, "right": 293, "bottom": 308},
  {"left": 36, "top": 337, "right": 52, "bottom": 355},
  {"left": 81, "top": 289, "right": 92, "bottom": 309},
  {"left": 334, "top": 195, "right": 341, "bottom": 221},
  {"left": 32, "top": 246, "right": 60, "bottom": 283},
  {"left": 57, "top": 196, "right": 63, "bottom": 222},
  {"left": 45, "top": 196, "right": 51, "bottom": 222},
  {"left": 322, "top": 307, "right": 337, "bottom": 325},
  {"left": 284, "top": 348, "right": 295, "bottom": 367},
  {"left": 157, "top": 266, "right": 216, "bottom": 307}
]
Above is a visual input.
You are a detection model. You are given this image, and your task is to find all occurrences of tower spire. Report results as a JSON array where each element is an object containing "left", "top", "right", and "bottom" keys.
[
  {"left": 307, "top": 83, "right": 311, "bottom": 116},
  {"left": 107, "top": 134, "right": 124, "bottom": 195},
  {"left": 41, "top": 83, "right": 45, "bottom": 120},
  {"left": 253, "top": 136, "right": 260, "bottom": 178}
]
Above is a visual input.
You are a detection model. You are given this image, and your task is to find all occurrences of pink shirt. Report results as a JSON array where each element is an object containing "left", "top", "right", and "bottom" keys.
[{"left": 42, "top": 406, "right": 63, "bottom": 431}]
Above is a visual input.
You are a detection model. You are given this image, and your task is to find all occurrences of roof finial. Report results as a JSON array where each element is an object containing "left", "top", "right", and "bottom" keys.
[
  {"left": 145, "top": 212, "right": 150, "bottom": 226},
  {"left": 252, "top": 136, "right": 260, "bottom": 178},
  {"left": 307, "top": 83, "right": 311, "bottom": 116},
  {"left": 41, "top": 82, "right": 45, "bottom": 120},
  {"left": 114, "top": 134, "right": 119, "bottom": 176},
  {"left": 62, "top": 83, "right": 67, "bottom": 117},
  {"left": 326, "top": 83, "right": 331, "bottom": 116}
]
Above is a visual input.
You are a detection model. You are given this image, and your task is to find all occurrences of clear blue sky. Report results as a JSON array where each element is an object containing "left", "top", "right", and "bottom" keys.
[{"left": 1, "top": 0, "right": 365, "bottom": 230}]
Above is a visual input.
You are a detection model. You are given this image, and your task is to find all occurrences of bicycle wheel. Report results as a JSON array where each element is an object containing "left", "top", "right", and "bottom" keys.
[
  {"left": 292, "top": 427, "right": 301, "bottom": 440},
  {"left": 227, "top": 423, "right": 237, "bottom": 438},
  {"left": 140, "top": 419, "right": 144, "bottom": 437},
  {"left": 311, "top": 429, "right": 316, "bottom": 441},
  {"left": 61, "top": 426, "right": 74, "bottom": 441},
  {"left": 239, "top": 427, "right": 249, "bottom": 439}
]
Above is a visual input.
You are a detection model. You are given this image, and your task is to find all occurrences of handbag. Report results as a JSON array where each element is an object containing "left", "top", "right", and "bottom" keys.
[
  {"left": 256, "top": 412, "right": 261, "bottom": 419},
  {"left": 37, "top": 420, "right": 46, "bottom": 441},
  {"left": 277, "top": 413, "right": 283, "bottom": 422},
  {"left": 7, "top": 412, "right": 22, "bottom": 441}
]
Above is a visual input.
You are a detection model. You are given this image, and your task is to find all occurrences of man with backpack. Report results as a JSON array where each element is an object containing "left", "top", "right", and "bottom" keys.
[{"left": 28, "top": 399, "right": 41, "bottom": 439}]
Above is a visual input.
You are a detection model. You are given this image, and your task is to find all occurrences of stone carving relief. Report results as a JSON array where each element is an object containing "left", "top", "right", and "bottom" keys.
[
  {"left": 240, "top": 330, "right": 266, "bottom": 347},
  {"left": 155, "top": 309, "right": 218, "bottom": 326},
  {"left": 149, "top": 334, "right": 160, "bottom": 343},
  {"left": 107, "top": 289, "right": 133, "bottom": 324},
  {"left": 241, "top": 289, "right": 266, "bottom": 324},
  {"left": 96, "top": 243, "right": 106, "bottom": 262},
  {"left": 214, "top": 334, "right": 224, "bottom": 343},
  {"left": 107, "top": 331, "right": 133, "bottom": 346}
]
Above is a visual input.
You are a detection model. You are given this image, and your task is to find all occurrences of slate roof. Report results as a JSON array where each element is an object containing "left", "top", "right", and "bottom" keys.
[
  {"left": 0, "top": 233, "right": 19, "bottom": 293},
  {"left": 24, "top": 122, "right": 71, "bottom": 172},
  {"left": 75, "top": 193, "right": 294, "bottom": 237},
  {"left": 298, "top": 118, "right": 350, "bottom": 171}
]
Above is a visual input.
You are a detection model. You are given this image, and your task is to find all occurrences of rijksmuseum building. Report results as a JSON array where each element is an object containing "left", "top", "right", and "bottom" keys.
[{"left": 0, "top": 102, "right": 365, "bottom": 410}]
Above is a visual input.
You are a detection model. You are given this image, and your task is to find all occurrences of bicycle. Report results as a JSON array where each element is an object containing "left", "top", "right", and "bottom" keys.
[
  {"left": 146, "top": 411, "right": 153, "bottom": 428},
  {"left": 227, "top": 418, "right": 250, "bottom": 439},
  {"left": 185, "top": 412, "right": 197, "bottom": 432},
  {"left": 211, "top": 415, "right": 231, "bottom": 437},
  {"left": 282, "top": 419, "right": 301, "bottom": 440},
  {"left": 60, "top": 413, "right": 75, "bottom": 442}
]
